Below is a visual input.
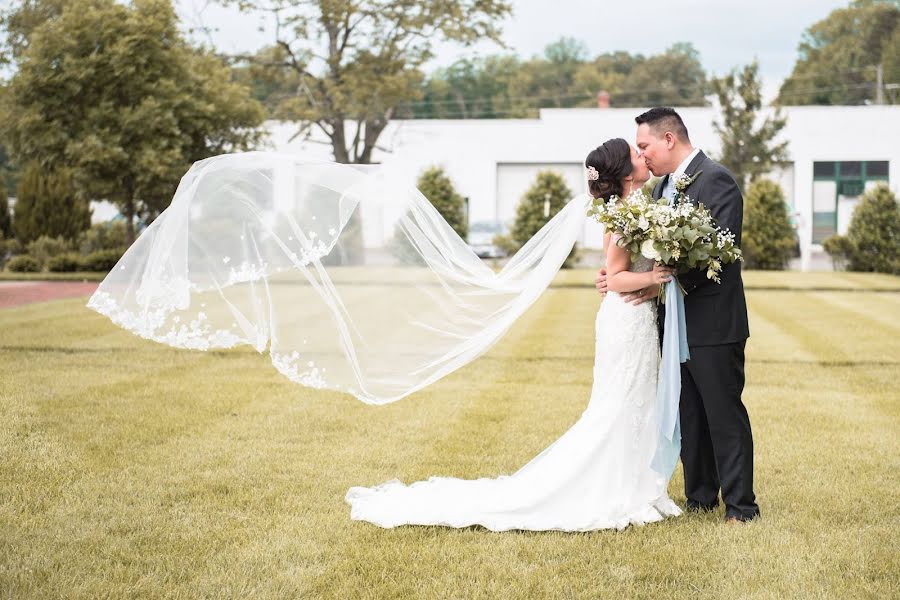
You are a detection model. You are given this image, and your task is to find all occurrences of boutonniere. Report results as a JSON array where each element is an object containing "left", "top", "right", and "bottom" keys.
[{"left": 674, "top": 170, "right": 702, "bottom": 195}]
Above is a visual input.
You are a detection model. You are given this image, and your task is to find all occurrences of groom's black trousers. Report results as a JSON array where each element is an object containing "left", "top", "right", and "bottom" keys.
[{"left": 680, "top": 341, "right": 759, "bottom": 521}]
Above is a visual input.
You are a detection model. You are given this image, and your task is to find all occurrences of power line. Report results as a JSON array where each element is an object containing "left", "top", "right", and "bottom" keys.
[
  {"left": 387, "top": 70, "right": 900, "bottom": 112},
  {"left": 388, "top": 82, "right": 898, "bottom": 120}
]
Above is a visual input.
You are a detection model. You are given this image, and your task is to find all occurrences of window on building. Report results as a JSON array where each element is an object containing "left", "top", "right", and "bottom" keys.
[
  {"left": 868, "top": 161, "right": 889, "bottom": 177},
  {"left": 813, "top": 162, "right": 836, "bottom": 178},
  {"left": 812, "top": 161, "right": 890, "bottom": 243}
]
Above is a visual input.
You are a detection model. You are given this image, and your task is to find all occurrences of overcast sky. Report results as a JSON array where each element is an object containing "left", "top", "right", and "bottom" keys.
[{"left": 176, "top": 0, "right": 851, "bottom": 102}]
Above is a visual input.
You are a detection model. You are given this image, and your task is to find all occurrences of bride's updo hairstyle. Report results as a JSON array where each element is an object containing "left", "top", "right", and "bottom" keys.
[{"left": 584, "top": 138, "right": 632, "bottom": 201}]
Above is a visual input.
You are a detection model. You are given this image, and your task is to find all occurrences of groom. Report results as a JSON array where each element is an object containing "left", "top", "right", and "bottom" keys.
[{"left": 595, "top": 107, "right": 759, "bottom": 522}]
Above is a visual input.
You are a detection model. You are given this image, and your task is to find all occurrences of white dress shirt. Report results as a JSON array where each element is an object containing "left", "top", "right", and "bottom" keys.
[{"left": 663, "top": 147, "right": 701, "bottom": 202}]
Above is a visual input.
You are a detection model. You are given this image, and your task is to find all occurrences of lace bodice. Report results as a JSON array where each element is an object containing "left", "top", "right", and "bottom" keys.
[{"left": 630, "top": 255, "right": 655, "bottom": 274}]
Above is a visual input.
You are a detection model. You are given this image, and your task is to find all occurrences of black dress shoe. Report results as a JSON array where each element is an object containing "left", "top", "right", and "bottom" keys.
[{"left": 724, "top": 510, "right": 760, "bottom": 522}]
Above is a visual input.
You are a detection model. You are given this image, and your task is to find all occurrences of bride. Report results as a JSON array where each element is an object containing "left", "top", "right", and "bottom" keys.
[{"left": 346, "top": 138, "right": 682, "bottom": 531}]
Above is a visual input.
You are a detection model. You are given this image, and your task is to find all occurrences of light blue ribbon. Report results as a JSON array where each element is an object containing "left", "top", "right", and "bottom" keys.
[{"left": 651, "top": 279, "right": 690, "bottom": 478}]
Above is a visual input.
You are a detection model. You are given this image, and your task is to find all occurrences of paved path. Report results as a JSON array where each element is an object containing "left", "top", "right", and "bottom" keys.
[{"left": 0, "top": 281, "right": 99, "bottom": 309}]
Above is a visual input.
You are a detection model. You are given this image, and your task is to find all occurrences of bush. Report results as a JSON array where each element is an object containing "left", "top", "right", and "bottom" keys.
[
  {"left": 389, "top": 216, "right": 427, "bottom": 266},
  {"left": 741, "top": 178, "right": 797, "bottom": 270},
  {"left": 6, "top": 237, "right": 23, "bottom": 256},
  {"left": 78, "top": 221, "right": 127, "bottom": 254},
  {"left": 390, "top": 167, "right": 469, "bottom": 266},
  {"left": 847, "top": 183, "right": 900, "bottom": 274},
  {"left": 491, "top": 233, "right": 519, "bottom": 257},
  {"left": 0, "top": 232, "right": 7, "bottom": 270},
  {"left": 823, "top": 183, "right": 900, "bottom": 274},
  {"left": 81, "top": 249, "right": 122, "bottom": 272},
  {"left": 0, "top": 177, "right": 10, "bottom": 238},
  {"left": 47, "top": 252, "right": 85, "bottom": 272},
  {"left": 12, "top": 163, "right": 90, "bottom": 244},
  {"left": 7, "top": 254, "right": 40, "bottom": 272},
  {"left": 511, "top": 171, "right": 578, "bottom": 268},
  {"left": 26, "top": 235, "right": 72, "bottom": 269},
  {"left": 822, "top": 235, "right": 853, "bottom": 271}
]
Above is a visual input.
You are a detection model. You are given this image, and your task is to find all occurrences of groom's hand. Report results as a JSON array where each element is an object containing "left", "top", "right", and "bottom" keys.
[
  {"left": 594, "top": 269, "right": 608, "bottom": 296},
  {"left": 622, "top": 284, "right": 659, "bottom": 305}
]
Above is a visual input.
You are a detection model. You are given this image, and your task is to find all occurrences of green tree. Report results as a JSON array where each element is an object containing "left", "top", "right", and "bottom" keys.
[
  {"left": 741, "top": 179, "right": 797, "bottom": 270},
  {"left": 778, "top": 0, "right": 900, "bottom": 105},
  {"left": 412, "top": 42, "right": 709, "bottom": 118},
  {"left": 624, "top": 43, "right": 710, "bottom": 107},
  {"left": 571, "top": 51, "right": 638, "bottom": 108},
  {"left": 0, "top": 142, "right": 19, "bottom": 201},
  {"left": 882, "top": 25, "right": 900, "bottom": 98},
  {"left": 513, "top": 42, "right": 709, "bottom": 113},
  {"left": 0, "top": 0, "right": 67, "bottom": 64},
  {"left": 411, "top": 54, "right": 522, "bottom": 119},
  {"left": 221, "top": 0, "right": 511, "bottom": 163},
  {"left": 508, "top": 38, "right": 589, "bottom": 112},
  {"left": 12, "top": 163, "right": 90, "bottom": 244},
  {"left": 78, "top": 221, "right": 127, "bottom": 254},
  {"left": 543, "top": 37, "right": 590, "bottom": 65},
  {"left": 713, "top": 61, "right": 789, "bottom": 192},
  {"left": 1, "top": 0, "right": 264, "bottom": 244},
  {"left": 0, "top": 231, "right": 8, "bottom": 269},
  {"left": 0, "top": 174, "right": 10, "bottom": 238},
  {"left": 824, "top": 183, "right": 900, "bottom": 274},
  {"left": 510, "top": 171, "right": 577, "bottom": 267},
  {"left": 26, "top": 234, "right": 72, "bottom": 268},
  {"left": 230, "top": 45, "right": 303, "bottom": 117}
]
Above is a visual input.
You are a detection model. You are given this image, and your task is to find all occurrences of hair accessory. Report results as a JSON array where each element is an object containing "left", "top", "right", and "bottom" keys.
[{"left": 586, "top": 166, "right": 600, "bottom": 181}]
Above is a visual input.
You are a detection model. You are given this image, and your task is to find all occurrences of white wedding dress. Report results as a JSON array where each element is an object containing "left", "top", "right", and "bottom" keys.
[{"left": 346, "top": 255, "right": 682, "bottom": 532}]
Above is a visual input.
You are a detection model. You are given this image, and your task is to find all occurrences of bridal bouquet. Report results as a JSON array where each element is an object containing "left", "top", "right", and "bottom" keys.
[{"left": 587, "top": 189, "right": 742, "bottom": 287}]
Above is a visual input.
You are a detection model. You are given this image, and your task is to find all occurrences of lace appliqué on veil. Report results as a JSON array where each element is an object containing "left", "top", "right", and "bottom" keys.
[
  {"left": 272, "top": 351, "right": 329, "bottom": 390},
  {"left": 88, "top": 290, "right": 244, "bottom": 351}
]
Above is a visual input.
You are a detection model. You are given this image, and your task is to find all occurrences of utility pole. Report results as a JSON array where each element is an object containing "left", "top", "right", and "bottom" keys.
[{"left": 876, "top": 63, "right": 884, "bottom": 105}]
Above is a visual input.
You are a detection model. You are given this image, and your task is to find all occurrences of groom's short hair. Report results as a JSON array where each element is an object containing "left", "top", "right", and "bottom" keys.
[{"left": 635, "top": 107, "right": 690, "bottom": 143}]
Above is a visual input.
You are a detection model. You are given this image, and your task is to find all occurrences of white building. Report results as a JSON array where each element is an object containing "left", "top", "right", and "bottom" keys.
[{"left": 265, "top": 105, "right": 900, "bottom": 271}]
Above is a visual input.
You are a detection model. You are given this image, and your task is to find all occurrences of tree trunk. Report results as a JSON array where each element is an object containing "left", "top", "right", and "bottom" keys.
[
  {"left": 358, "top": 112, "right": 392, "bottom": 165},
  {"left": 331, "top": 118, "right": 350, "bottom": 164},
  {"left": 122, "top": 196, "right": 136, "bottom": 246}
]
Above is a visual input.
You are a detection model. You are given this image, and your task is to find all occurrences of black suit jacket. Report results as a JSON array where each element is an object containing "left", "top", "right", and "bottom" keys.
[{"left": 654, "top": 151, "right": 750, "bottom": 347}]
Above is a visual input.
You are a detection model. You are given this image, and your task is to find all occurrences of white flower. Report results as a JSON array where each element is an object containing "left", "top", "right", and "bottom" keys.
[
  {"left": 641, "top": 239, "right": 660, "bottom": 261},
  {"left": 637, "top": 216, "right": 650, "bottom": 231},
  {"left": 675, "top": 171, "right": 701, "bottom": 193}
]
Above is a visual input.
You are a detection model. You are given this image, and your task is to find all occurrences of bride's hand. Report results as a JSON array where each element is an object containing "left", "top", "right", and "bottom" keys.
[
  {"left": 623, "top": 284, "right": 660, "bottom": 305},
  {"left": 594, "top": 268, "right": 608, "bottom": 296},
  {"left": 651, "top": 264, "right": 675, "bottom": 285}
]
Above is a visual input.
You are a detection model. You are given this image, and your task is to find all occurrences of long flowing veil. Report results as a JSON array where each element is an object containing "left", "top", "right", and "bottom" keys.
[{"left": 88, "top": 152, "right": 588, "bottom": 404}]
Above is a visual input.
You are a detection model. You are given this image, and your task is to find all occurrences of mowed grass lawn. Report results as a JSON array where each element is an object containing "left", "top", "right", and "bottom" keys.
[{"left": 1, "top": 271, "right": 899, "bottom": 599}]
